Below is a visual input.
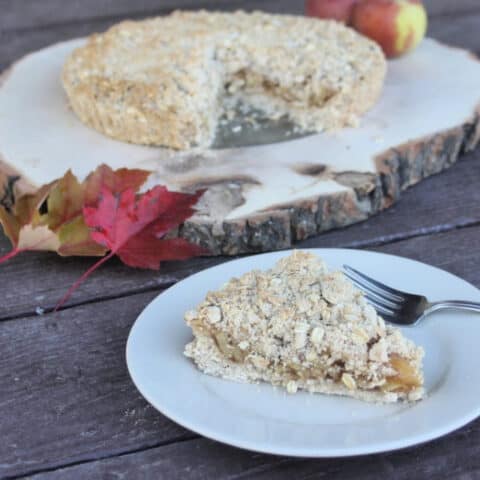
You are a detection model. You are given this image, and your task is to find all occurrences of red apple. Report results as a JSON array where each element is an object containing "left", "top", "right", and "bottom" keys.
[
  {"left": 305, "top": 0, "right": 358, "bottom": 24},
  {"left": 351, "top": 0, "right": 428, "bottom": 58}
]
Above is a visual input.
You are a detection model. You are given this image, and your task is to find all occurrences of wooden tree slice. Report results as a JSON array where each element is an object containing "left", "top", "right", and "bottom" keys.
[{"left": 0, "top": 38, "right": 479, "bottom": 255}]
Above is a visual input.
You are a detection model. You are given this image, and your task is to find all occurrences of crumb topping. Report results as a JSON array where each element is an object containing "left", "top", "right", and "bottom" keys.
[
  {"left": 62, "top": 10, "right": 386, "bottom": 149},
  {"left": 185, "top": 251, "right": 424, "bottom": 403}
]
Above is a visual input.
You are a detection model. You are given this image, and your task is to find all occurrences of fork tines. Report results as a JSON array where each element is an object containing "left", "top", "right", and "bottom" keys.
[{"left": 342, "top": 265, "right": 405, "bottom": 321}]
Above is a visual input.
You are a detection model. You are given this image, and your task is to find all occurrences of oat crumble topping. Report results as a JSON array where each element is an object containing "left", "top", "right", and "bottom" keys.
[
  {"left": 184, "top": 251, "right": 424, "bottom": 403},
  {"left": 62, "top": 10, "right": 386, "bottom": 150}
]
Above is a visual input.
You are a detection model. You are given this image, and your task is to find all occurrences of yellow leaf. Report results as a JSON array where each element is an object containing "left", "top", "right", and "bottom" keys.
[
  {"left": 15, "top": 182, "right": 56, "bottom": 226},
  {"left": 0, "top": 205, "right": 20, "bottom": 245},
  {"left": 57, "top": 216, "right": 106, "bottom": 257},
  {"left": 17, "top": 224, "right": 60, "bottom": 252},
  {"left": 46, "top": 171, "right": 84, "bottom": 230},
  {"left": 0, "top": 165, "right": 152, "bottom": 259}
]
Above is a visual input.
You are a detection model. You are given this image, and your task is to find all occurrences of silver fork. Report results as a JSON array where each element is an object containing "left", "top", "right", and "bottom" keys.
[{"left": 343, "top": 265, "right": 480, "bottom": 326}]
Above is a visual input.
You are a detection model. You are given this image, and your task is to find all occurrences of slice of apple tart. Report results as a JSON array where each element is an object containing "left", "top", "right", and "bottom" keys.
[{"left": 184, "top": 251, "right": 424, "bottom": 403}]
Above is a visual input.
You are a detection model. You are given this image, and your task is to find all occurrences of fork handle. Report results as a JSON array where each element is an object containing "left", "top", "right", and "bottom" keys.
[{"left": 428, "top": 300, "right": 480, "bottom": 314}]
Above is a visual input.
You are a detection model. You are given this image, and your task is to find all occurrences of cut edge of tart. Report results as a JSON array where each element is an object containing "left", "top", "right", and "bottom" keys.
[
  {"left": 61, "top": 10, "right": 386, "bottom": 150},
  {"left": 184, "top": 251, "right": 424, "bottom": 403}
]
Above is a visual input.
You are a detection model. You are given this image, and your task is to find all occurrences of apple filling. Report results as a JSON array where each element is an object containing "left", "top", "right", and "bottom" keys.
[
  {"left": 209, "top": 328, "right": 421, "bottom": 396},
  {"left": 383, "top": 354, "right": 423, "bottom": 393},
  {"left": 224, "top": 67, "right": 339, "bottom": 110},
  {"left": 185, "top": 252, "right": 424, "bottom": 403}
]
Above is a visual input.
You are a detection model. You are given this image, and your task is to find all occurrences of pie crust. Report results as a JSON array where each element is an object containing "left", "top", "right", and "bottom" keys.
[
  {"left": 62, "top": 11, "right": 386, "bottom": 149},
  {"left": 185, "top": 251, "right": 424, "bottom": 403}
]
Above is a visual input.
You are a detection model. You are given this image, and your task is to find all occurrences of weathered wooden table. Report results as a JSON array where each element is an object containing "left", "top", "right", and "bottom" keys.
[{"left": 1, "top": 1, "right": 480, "bottom": 478}]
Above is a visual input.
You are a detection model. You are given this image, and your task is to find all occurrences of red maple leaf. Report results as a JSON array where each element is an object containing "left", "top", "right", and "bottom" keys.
[
  {"left": 56, "top": 184, "right": 205, "bottom": 309},
  {"left": 0, "top": 165, "right": 151, "bottom": 261},
  {"left": 85, "top": 185, "right": 205, "bottom": 268},
  {"left": 83, "top": 165, "right": 151, "bottom": 205}
]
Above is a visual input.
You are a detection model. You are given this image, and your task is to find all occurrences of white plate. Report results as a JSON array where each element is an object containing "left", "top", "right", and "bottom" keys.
[{"left": 126, "top": 249, "right": 480, "bottom": 457}]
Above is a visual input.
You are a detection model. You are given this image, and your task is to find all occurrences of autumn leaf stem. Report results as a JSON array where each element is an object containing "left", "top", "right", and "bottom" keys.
[
  {"left": 0, "top": 248, "right": 24, "bottom": 264},
  {"left": 0, "top": 165, "right": 205, "bottom": 309},
  {"left": 54, "top": 250, "right": 115, "bottom": 312}
]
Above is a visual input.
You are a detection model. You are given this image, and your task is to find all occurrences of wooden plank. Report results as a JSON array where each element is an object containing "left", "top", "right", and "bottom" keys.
[
  {"left": 3, "top": 37, "right": 477, "bottom": 254},
  {"left": 0, "top": 246, "right": 223, "bottom": 321},
  {"left": 1, "top": 0, "right": 477, "bottom": 34},
  {"left": 1, "top": 0, "right": 303, "bottom": 33},
  {"left": 0, "top": 19, "right": 124, "bottom": 72},
  {"left": 428, "top": 13, "right": 480, "bottom": 53},
  {"left": 0, "top": 5, "right": 298, "bottom": 72},
  {"left": 423, "top": 0, "right": 480, "bottom": 16},
  {"left": 27, "top": 426, "right": 480, "bottom": 480},
  {"left": 1, "top": 10, "right": 480, "bottom": 73},
  {"left": 0, "top": 291, "right": 194, "bottom": 480},
  {"left": 2, "top": 225, "right": 480, "bottom": 479},
  {"left": 373, "top": 225, "right": 480, "bottom": 287},
  {"left": 301, "top": 151, "right": 480, "bottom": 250},
  {"left": 2, "top": 152, "right": 480, "bottom": 321}
]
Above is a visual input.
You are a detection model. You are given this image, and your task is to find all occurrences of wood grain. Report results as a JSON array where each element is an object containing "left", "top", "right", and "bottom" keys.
[
  {"left": 1, "top": 0, "right": 303, "bottom": 33},
  {"left": 423, "top": 0, "right": 480, "bottom": 16},
  {"left": 4, "top": 36, "right": 478, "bottom": 257},
  {"left": 2, "top": 225, "right": 480, "bottom": 479},
  {"left": 2, "top": 151, "right": 480, "bottom": 321},
  {"left": 27, "top": 427, "right": 480, "bottom": 480},
  {"left": 1, "top": 0, "right": 478, "bottom": 34},
  {"left": 0, "top": 4, "right": 479, "bottom": 479},
  {"left": 0, "top": 291, "right": 193, "bottom": 480},
  {"left": 2, "top": 10, "right": 480, "bottom": 73},
  {"left": 429, "top": 13, "right": 480, "bottom": 54}
]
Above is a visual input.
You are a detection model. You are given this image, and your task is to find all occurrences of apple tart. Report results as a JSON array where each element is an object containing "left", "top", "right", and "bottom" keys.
[
  {"left": 62, "top": 10, "right": 386, "bottom": 150},
  {"left": 184, "top": 251, "right": 424, "bottom": 403}
]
